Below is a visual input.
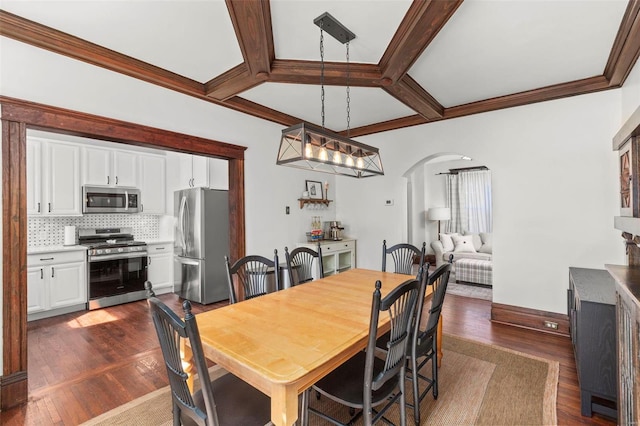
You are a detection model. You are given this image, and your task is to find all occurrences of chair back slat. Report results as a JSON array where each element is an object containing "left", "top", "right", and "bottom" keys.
[
  {"left": 366, "top": 279, "right": 420, "bottom": 392},
  {"left": 415, "top": 263, "right": 451, "bottom": 350},
  {"left": 225, "top": 251, "right": 280, "bottom": 303},
  {"left": 382, "top": 240, "right": 426, "bottom": 278},
  {"left": 148, "top": 298, "right": 217, "bottom": 425},
  {"left": 284, "top": 245, "right": 324, "bottom": 286}
]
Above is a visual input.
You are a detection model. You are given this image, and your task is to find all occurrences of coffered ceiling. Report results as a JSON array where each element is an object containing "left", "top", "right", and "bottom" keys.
[{"left": 1, "top": 0, "right": 639, "bottom": 137}]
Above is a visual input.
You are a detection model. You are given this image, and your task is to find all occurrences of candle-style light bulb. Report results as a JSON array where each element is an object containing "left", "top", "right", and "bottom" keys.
[{"left": 305, "top": 143, "right": 313, "bottom": 159}]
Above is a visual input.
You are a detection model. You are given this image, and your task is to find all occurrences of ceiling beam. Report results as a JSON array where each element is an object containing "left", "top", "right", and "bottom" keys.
[
  {"left": 269, "top": 59, "right": 383, "bottom": 86},
  {"left": 346, "top": 75, "right": 612, "bottom": 137},
  {"left": 378, "top": 0, "right": 464, "bottom": 84},
  {"left": 204, "top": 63, "right": 267, "bottom": 101},
  {"left": 382, "top": 74, "right": 444, "bottom": 120},
  {"left": 0, "top": 10, "right": 203, "bottom": 96},
  {"left": 207, "top": 0, "right": 275, "bottom": 99},
  {"left": 224, "top": 96, "right": 301, "bottom": 127},
  {"left": 604, "top": 0, "right": 640, "bottom": 87}
]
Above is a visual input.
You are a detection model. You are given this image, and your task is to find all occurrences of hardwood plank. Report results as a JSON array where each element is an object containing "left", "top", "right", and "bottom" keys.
[{"left": 0, "top": 292, "right": 616, "bottom": 425}]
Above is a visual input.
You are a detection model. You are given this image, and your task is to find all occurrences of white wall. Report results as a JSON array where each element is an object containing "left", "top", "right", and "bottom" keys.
[{"left": 338, "top": 90, "right": 626, "bottom": 314}]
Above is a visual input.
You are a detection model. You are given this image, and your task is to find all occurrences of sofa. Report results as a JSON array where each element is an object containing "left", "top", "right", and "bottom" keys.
[{"left": 430, "top": 231, "right": 492, "bottom": 276}]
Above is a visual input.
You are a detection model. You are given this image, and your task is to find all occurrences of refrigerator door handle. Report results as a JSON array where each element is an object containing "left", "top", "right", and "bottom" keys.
[
  {"left": 179, "top": 258, "right": 200, "bottom": 266},
  {"left": 178, "top": 195, "right": 187, "bottom": 252}
]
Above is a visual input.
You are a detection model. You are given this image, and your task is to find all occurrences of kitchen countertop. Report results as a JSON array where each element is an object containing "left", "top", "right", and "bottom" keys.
[{"left": 27, "top": 245, "right": 87, "bottom": 255}]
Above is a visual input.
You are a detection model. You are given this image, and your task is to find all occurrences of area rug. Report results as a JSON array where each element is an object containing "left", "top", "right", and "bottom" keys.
[
  {"left": 81, "top": 335, "right": 558, "bottom": 426},
  {"left": 446, "top": 274, "right": 492, "bottom": 301}
]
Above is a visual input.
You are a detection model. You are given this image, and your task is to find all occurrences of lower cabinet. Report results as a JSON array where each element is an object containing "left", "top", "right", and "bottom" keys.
[
  {"left": 27, "top": 250, "right": 87, "bottom": 321},
  {"left": 298, "top": 239, "right": 356, "bottom": 277},
  {"left": 568, "top": 267, "right": 618, "bottom": 420},
  {"left": 147, "top": 242, "right": 174, "bottom": 294}
]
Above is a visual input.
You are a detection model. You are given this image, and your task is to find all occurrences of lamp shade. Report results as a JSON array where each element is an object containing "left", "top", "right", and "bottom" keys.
[{"left": 427, "top": 207, "right": 450, "bottom": 221}]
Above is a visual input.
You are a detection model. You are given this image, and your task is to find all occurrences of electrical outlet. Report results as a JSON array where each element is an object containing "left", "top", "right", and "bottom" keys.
[
  {"left": 385, "top": 199, "right": 394, "bottom": 206},
  {"left": 544, "top": 321, "right": 558, "bottom": 330}
]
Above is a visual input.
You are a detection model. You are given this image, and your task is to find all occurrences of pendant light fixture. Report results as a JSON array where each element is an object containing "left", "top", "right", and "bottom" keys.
[{"left": 276, "top": 12, "right": 384, "bottom": 178}]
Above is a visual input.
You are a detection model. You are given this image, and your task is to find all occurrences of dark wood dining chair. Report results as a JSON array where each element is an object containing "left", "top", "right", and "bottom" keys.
[
  {"left": 146, "top": 285, "right": 270, "bottom": 426},
  {"left": 382, "top": 240, "right": 426, "bottom": 279},
  {"left": 301, "top": 278, "right": 421, "bottom": 426},
  {"left": 224, "top": 250, "right": 280, "bottom": 304},
  {"left": 284, "top": 244, "right": 324, "bottom": 286}
]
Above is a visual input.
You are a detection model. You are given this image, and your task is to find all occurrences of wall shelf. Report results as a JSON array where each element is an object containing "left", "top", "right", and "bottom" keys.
[{"left": 298, "top": 198, "right": 332, "bottom": 209}]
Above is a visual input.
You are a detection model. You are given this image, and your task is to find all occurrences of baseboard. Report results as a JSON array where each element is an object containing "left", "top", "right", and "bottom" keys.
[
  {"left": 491, "top": 302, "right": 570, "bottom": 337},
  {"left": 0, "top": 370, "right": 28, "bottom": 410}
]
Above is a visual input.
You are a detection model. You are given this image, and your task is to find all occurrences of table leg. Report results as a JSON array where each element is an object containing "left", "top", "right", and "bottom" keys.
[
  {"left": 180, "top": 339, "right": 195, "bottom": 392},
  {"left": 437, "top": 314, "right": 443, "bottom": 367},
  {"left": 270, "top": 384, "right": 299, "bottom": 426}
]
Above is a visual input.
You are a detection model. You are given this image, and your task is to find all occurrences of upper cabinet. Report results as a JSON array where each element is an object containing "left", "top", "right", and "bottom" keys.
[
  {"left": 27, "top": 137, "right": 81, "bottom": 216},
  {"left": 177, "top": 153, "right": 228, "bottom": 190},
  {"left": 82, "top": 146, "right": 138, "bottom": 187},
  {"left": 139, "top": 153, "right": 166, "bottom": 214}
]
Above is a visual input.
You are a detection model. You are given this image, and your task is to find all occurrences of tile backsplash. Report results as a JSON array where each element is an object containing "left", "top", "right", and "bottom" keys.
[{"left": 28, "top": 215, "right": 161, "bottom": 247}]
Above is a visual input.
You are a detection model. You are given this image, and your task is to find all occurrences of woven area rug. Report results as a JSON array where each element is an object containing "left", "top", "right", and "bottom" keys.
[{"left": 82, "top": 335, "right": 558, "bottom": 426}]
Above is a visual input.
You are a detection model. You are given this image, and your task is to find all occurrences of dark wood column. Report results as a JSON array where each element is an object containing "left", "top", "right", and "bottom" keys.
[
  {"left": 1, "top": 118, "right": 28, "bottom": 408},
  {"left": 228, "top": 158, "right": 245, "bottom": 263}
]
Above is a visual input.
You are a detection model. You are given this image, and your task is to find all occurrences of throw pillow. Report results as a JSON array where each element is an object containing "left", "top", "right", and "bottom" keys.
[
  {"left": 463, "top": 232, "right": 483, "bottom": 251},
  {"left": 439, "top": 233, "right": 458, "bottom": 252},
  {"left": 452, "top": 234, "right": 477, "bottom": 253},
  {"left": 479, "top": 232, "right": 492, "bottom": 254}
]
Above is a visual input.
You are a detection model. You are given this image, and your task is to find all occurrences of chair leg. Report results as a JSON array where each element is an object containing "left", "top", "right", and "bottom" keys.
[
  {"left": 412, "top": 354, "right": 420, "bottom": 426},
  {"left": 433, "top": 340, "right": 439, "bottom": 399},
  {"left": 301, "top": 388, "right": 310, "bottom": 426},
  {"left": 399, "top": 365, "right": 407, "bottom": 426},
  {"left": 172, "top": 402, "right": 180, "bottom": 426}
]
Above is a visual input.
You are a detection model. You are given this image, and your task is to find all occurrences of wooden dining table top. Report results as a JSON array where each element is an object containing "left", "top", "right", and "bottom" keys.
[{"left": 193, "top": 268, "right": 431, "bottom": 426}]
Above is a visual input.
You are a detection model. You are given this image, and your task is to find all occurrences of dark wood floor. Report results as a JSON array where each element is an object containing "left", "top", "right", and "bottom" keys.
[{"left": 0, "top": 292, "right": 615, "bottom": 425}]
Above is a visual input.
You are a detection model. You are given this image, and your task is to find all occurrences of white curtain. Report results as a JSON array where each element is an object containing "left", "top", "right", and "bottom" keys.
[{"left": 445, "top": 170, "right": 492, "bottom": 233}]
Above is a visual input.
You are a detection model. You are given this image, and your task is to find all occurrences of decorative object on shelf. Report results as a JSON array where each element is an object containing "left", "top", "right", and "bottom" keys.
[
  {"left": 427, "top": 207, "right": 451, "bottom": 236},
  {"left": 302, "top": 191, "right": 310, "bottom": 199},
  {"left": 275, "top": 12, "right": 384, "bottom": 178},
  {"left": 306, "top": 180, "right": 324, "bottom": 200}
]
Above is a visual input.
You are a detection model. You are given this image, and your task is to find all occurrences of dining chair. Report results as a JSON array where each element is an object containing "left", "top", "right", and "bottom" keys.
[
  {"left": 146, "top": 289, "right": 270, "bottom": 426},
  {"left": 382, "top": 240, "right": 426, "bottom": 279},
  {"left": 284, "top": 244, "right": 324, "bottom": 286},
  {"left": 301, "top": 278, "right": 421, "bottom": 426},
  {"left": 224, "top": 250, "right": 280, "bottom": 304}
]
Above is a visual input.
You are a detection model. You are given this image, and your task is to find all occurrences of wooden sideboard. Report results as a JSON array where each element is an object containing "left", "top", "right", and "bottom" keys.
[
  {"left": 605, "top": 265, "right": 640, "bottom": 425},
  {"left": 568, "top": 268, "right": 618, "bottom": 419}
]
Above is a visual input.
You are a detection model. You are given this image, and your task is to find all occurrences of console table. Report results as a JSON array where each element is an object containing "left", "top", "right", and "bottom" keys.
[{"left": 568, "top": 267, "right": 617, "bottom": 420}]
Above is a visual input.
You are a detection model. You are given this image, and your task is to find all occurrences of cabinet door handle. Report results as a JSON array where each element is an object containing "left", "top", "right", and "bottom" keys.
[
  {"left": 116, "top": 176, "right": 119, "bottom": 185},
  {"left": 107, "top": 176, "right": 110, "bottom": 185},
  {"left": 148, "top": 256, "right": 151, "bottom": 265},
  {"left": 155, "top": 247, "right": 165, "bottom": 250},
  {"left": 37, "top": 202, "right": 41, "bottom": 213},
  {"left": 141, "top": 204, "right": 144, "bottom": 212},
  {"left": 40, "top": 268, "right": 43, "bottom": 279},
  {"left": 51, "top": 267, "right": 55, "bottom": 278},
  {"left": 48, "top": 203, "right": 51, "bottom": 213},
  {"left": 39, "top": 257, "right": 54, "bottom": 261}
]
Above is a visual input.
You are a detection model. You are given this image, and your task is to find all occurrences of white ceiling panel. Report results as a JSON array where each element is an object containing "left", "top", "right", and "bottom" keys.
[
  {"left": 410, "top": 0, "right": 629, "bottom": 107},
  {"left": 0, "top": 0, "right": 243, "bottom": 83},
  {"left": 241, "top": 82, "right": 415, "bottom": 130},
  {"left": 270, "top": 0, "right": 412, "bottom": 63}
]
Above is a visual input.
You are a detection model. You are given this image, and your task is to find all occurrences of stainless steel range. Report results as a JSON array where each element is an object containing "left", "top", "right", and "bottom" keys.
[{"left": 79, "top": 227, "right": 148, "bottom": 310}]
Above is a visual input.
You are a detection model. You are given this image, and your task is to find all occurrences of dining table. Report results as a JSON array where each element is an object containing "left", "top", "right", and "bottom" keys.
[{"left": 187, "top": 268, "right": 442, "bottom": 426}]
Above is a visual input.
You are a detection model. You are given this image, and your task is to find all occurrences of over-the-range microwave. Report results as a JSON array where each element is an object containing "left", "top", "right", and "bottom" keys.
[{"left": 82, "top": 186, "right": 141, "bottom": 214}]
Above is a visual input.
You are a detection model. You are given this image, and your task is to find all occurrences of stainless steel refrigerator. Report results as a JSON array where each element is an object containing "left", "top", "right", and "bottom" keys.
[{"left": 174, "top": 188, "right": 230, "bottom": 304}]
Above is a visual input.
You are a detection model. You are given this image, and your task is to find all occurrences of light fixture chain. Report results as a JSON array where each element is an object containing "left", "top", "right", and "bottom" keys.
[
  {"left": 346, "top": 41, "right": 350, "bottom": 137},
  {"left": 320, "top": 24, "right": 325, "bottom": 130}
]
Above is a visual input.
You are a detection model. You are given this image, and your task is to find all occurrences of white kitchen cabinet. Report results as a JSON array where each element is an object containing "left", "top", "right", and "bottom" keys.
[
  {"left": 139, "top": 154, "right": 166, "bottom": 214},
  {"left": 83, "top": 146, "right": 138, "bottom": 187},
  {"left": 27, "top": 137, "right": 82, "bottom": 216},
  {"left": 297, "top": 239, "right": 356, "bottom": 277},
  {"left": 147, "top": 242, "right": 174, "bottom": 294},
  {"left": 179, "top": 154, "right": 208, "bottom": 188},
  {"left": 27, "top": 250, "right": 87, "bottom": 321}
]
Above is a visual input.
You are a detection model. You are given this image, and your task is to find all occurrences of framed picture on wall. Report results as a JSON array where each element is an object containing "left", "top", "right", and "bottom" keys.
[
  {"left": 305, "top": 180, "right": 323, "bottom": 199},
  {"left": 620, "top": 139, "right": 633, "bottom": 217}
]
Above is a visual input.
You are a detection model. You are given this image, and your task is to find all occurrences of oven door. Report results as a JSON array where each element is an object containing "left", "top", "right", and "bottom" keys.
[{"left": 88, "top": 253, "right": 148, "bottom": 300}]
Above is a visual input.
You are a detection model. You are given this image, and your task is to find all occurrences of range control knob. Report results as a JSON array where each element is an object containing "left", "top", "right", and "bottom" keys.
[
  {"left": 105, "top": 249, "right": 111, "bottom": 254},
  {"left": 118, "top": 248, "right": 124, "bottom": 253},
  {"left": 96, "top": 249, "right": 103, "bottom": 255}
]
